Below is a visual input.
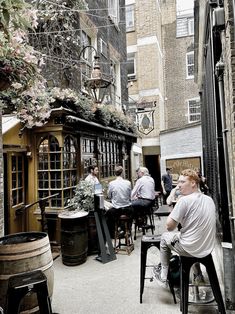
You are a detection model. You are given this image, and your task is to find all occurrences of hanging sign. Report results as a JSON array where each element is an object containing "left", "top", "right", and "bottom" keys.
[{"left": 137, "top": 110, "right": 154, "bottom": 135}]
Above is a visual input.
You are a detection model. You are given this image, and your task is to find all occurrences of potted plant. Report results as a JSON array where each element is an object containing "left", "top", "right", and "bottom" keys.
[{"left": 70, "top": 180, "right": 100, "bottom": 256}]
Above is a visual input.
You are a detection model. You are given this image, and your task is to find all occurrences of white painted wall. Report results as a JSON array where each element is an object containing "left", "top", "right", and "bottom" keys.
[{"left": 160, "top": 124, "right": 203, "bottom": 173}]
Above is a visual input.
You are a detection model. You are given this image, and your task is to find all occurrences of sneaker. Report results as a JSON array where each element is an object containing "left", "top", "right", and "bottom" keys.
[
  {"left": 193, "top": 273, "right": 205, "bottom": 285},
  {"left": 118, "top": 230, "right": 125, "bottom": 239},
  {"left": 152, "top": 266, "right": 169, "bottom": 289}
]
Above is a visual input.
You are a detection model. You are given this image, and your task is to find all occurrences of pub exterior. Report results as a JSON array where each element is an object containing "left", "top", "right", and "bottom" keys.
[{"left": 2, "top": 107, "right": 136, "bottom": 243}]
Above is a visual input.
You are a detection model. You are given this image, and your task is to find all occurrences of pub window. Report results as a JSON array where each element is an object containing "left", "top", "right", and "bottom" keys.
[
  {"left": 188, "top": 98, "right": 201, "bottom": 123},
  {"left": 186, "top": 51, "right": 194, "bottom": 79},
  {"left": 11, "top": 155, "right": 24, "bottom": 207},
  {"left": 38, "top": 135, "right": 78, "bottom": 209},
  {"left": 81, "top": 138, "right": 97, "bottom": 177},
  {"left": 99, "top": 139, "right": 121, "bottom": 178}
]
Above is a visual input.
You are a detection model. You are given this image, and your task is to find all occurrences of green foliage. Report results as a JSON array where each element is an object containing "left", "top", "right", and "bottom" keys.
[{"left": 69, "top": 180, "right": 94, "bottom": 212}]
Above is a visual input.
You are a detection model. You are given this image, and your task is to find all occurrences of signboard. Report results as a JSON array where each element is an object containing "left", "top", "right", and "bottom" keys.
[
  {"left": 137, "top": 110, "right": 154, "bottom": 135},
  {"left": 166, "top": 157, "right": 201, "bottom": 183}
]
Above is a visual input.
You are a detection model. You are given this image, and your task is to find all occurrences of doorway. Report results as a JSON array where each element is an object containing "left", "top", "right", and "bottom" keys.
[
  {"left": 144, "top": 155, "right": 161, "bottom": 191},
  {"left": 4, "top": 152, "right": 27, "bottom": 234}
]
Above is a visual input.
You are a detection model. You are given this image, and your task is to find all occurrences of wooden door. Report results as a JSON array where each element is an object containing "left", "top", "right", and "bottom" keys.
[{"left": 5, "top": 152, "right": 26, "bottom": 234}]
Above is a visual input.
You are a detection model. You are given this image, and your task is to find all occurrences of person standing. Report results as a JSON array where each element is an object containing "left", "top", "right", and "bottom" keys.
[
  {"left": 85, "top": 165, "right": 99, "bottom": 185},
  {"left": 153, "top": 169, "right": 216, "bottom": 289},
  {"left": 131, "top": 167, "right": 155, "bottom": 216},
  {"left": 161, "top": 168, "right": 173, "bottom": 204},
  {"left": 106, "top": 165, "right": 133, "bottom": 238}
]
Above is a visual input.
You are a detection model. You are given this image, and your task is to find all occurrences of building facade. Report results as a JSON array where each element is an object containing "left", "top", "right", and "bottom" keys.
[
  {"left": 0, "top": 0, "right": 136, "bottom": 240},
  {"left": 160, "top": 0, "right": 202, "bottom": 182},
  {"left": 195, "top": 0, "right": 235, "bottom": 308},
  {"left": 126, "top": 0, "right": 202, "bottom": 187}
]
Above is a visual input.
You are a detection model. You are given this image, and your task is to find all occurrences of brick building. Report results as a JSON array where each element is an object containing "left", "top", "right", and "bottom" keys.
[
  {"left": 126, "top": 0, "right": 202, "bottom": 187},
  {"left": 195, "top": 0, "right": 235, "bottom": 309}
]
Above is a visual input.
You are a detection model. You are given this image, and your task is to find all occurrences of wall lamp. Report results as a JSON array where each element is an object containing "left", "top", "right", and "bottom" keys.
[{"left": 79, "top": 45, "right": 111, "bottom": 104}]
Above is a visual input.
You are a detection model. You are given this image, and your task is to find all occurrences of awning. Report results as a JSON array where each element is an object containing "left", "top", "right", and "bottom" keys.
[{"left": 2, "top": 115, "right": 20, "bottom": 135}]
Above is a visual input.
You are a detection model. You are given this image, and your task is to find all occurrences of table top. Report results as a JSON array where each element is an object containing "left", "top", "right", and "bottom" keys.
[{"left": 154, "top": 205, "right": 172, "bottom": 216}]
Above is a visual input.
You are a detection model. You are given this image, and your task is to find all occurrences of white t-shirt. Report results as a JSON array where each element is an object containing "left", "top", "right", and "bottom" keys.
[
  {"left": 169, "top": 192, "right": 216, "bottom": 258},
  {"left": 85, "top": 174, "right": 99, "bottom": 185}
]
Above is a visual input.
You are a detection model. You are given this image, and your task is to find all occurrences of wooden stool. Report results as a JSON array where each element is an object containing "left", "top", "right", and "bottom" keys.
[
  {"left": 180, "top": 254, "right": 226, "bottom": 314},
  {"left": 140, "top": 235, "right": 177, "bottom": 304},
  {"left": 6, "top": 270, "right": 52, "bottom": 314},
  {"left": 114, "top": 214, "right": 134, "bottom": 255},
  {"left": 134, "top": 206, "right": 155, "bottom": 240}
]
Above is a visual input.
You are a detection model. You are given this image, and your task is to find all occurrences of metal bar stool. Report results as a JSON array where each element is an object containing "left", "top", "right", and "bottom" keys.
[
  {"left": 114, "top": 214, "right": 134, "bottom": 255},
  {"left": 140, "top": 235, "right": 177, "bottom": 304},
  {"left": 134, "top": 206, "right": 155, "bottom": 240},
  {"left": 6, "top": 270, "right": 52, "bottom": 314},
  {"left": 180, "top": 254, "right": 226, "bottom": 314}
]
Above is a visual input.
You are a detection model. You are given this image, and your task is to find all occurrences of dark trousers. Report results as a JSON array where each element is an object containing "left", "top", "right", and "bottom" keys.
[
  {"left": 163, "top": 191, "right": 171, "bottom": 205},
  {"left": 131, "top": 199, "right": 154, "bottom": 218},
  {"left": 105, "top": 206, "right": 133, "bottom": 238}
]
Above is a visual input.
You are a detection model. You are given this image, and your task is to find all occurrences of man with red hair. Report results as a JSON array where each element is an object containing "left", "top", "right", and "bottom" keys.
[{"left": 153, "top": 169, "right": 216, "bottom": 289}]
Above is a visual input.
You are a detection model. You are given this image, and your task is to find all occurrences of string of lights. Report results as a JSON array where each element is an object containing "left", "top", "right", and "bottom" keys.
[{"left": 29, "top": 21, "right": 126, "bottom": 35}]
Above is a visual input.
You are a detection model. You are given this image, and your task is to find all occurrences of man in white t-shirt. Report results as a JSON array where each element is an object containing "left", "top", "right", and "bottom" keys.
[
  {"left": 153, "top": 169, "right": 216, "bottom": 289},
  {"left": 85, "top": 165, "right": 99, "bottom": 185}
]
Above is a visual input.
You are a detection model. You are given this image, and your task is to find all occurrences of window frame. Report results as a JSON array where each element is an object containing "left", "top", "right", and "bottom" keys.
[
  {"left": 99, "top": 38, "right": 108, "bottom": 58},
  {"left": 126, "top": 4, "right": 135, "bottom": 32},
  {"left": 176, "top": 16, "right": 194, "bottom": 38},
  {"left": 186, "top": 51, "right": 194, "bottom": 79},
  {"left": 127, "top": 53, "right": 136, "bottom": 81},
  {"left": 188, "top": 17, "right": 194, "bottom": 35},
  {"left": 37, "top": 134, "right": 78, "bottom": 209},
  {"left": 108, "top": 0, "right": 119, "bottom": 26},
  {"left": 187, "top": 98, "right": 201, "bottom": 123}
]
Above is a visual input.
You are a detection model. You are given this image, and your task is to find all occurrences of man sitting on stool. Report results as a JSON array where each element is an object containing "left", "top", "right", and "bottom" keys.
[
  {"left": 131, "top": 167, "right": 156, "bottom": 217},
  {"left": 153, "top": 169, "right": 215, "bottom": 289},
  {"left": 105, "top": 165, "right": 133, "bottom": 238}
]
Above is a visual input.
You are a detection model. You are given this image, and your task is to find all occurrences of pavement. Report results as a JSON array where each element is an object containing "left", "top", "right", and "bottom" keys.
[{"left": 51, "top": 210, "right": 225, "bottom": 314}]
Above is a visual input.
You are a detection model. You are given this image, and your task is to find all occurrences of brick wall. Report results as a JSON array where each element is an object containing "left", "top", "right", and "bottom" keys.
[
  {"left": 0, "top": 108, "right": 4, "bottom": 237},
  {"left": 162, "top": 21, "right": 200, "bottom": 129}
]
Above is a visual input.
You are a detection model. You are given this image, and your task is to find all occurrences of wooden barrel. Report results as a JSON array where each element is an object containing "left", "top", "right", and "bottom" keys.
[
  {"left": 0, "top": 232, "right": 54, "bottom": 314},
  {"left": 87, "top": 210, "right": 99, "bottom": 255},
  {"left": 59, "top": 211, "right": 88, "bottom": 266}
]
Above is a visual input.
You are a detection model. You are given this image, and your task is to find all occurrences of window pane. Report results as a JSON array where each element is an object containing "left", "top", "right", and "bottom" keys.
[
  {"left": 188, "top": 99, "right": 201, "bottom": 122},
  {"left": 126, "top": 5, "right": 134, "bottom": 31}
]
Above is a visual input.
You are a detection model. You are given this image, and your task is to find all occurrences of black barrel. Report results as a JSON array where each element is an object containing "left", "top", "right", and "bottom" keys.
[{"left": 59, "top": 211, "right": 88, "bottom": 266}]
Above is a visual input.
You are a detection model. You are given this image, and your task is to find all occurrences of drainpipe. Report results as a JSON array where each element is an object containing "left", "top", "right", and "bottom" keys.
[{"left": 215, "top": 59, "right": 235, "bottom": 309}]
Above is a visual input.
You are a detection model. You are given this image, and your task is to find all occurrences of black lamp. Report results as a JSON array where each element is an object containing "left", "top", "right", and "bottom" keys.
[
  {"left": 79, "top": 46, "right": 111, "bottom": 104},
  {"left": 84, "top": 56, "right": 111, "bottom": 103}
]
